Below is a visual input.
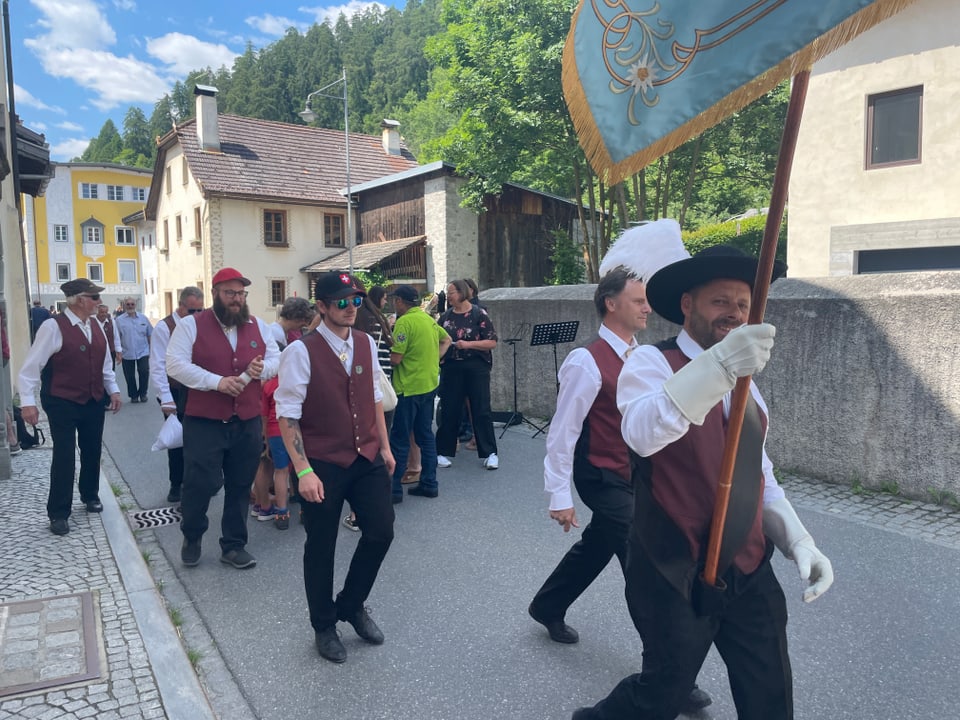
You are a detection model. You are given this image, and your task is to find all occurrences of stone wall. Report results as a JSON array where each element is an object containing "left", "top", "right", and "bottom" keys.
[{"left": 481, "top": 271, "right": 960, "bottom": 498}]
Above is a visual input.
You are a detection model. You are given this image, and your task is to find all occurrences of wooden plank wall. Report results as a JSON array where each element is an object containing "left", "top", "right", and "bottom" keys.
[
  {"left": 357, "top": 179, "right": 425, "bottom": 243},
  {"left": 478, "top": 186, "right": 579, "bottom": 289}
]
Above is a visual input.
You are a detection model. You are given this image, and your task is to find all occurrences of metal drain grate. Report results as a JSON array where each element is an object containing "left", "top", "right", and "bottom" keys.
[{"left": 128, "top": 506, "right": 182, "bottom": 529}]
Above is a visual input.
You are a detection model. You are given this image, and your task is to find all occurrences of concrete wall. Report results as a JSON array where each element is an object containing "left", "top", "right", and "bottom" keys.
[
  {"left": 482, "top": 271, "right": 960, "bottom": 499},
  {"left": 788, "top": 0, "right": 960, "bottom": 277}
]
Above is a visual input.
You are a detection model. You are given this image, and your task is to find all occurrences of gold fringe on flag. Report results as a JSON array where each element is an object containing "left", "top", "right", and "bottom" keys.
[{"left": 563, "top": 0, "right": 922, "bottom": 185}]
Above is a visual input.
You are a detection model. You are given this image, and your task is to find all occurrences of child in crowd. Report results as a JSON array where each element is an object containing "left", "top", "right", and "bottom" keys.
[{"left": 251, "top": 374, "right": 291, "bottom": 529}]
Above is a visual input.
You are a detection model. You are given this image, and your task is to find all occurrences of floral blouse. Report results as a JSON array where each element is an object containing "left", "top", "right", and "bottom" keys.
[{"left": 439, "top": 305, "right": 498, "bottom": 365}]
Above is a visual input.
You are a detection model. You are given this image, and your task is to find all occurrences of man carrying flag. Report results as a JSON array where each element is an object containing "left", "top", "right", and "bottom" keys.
[{"left": 574, "top": 225, "right": 833, "bottom": 719}]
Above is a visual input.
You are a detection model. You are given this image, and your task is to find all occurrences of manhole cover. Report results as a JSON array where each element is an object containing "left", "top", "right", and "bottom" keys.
[
  {"left": 128, "top": 506, "right": 182, "bottom": 529},
  {"left": 0, "top": 592, "right": 101, "bottom": 698}
]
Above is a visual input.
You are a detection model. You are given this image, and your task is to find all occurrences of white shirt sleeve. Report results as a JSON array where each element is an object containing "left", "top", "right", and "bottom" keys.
[
  {"left": 17, "top": 318, "right": 61, "bottom": 407},
  {"left": 112, "top": 321, "right": 122, "bottom": 355},
  {"left": 617, "top": 339, "right": 785, "bottom": 505},
  {"left": 256, "top": 317, "right": 281, "bottom": 381},
  {"left": 149, "top": 320, "right": 174, "bottom": 404},
  {"left": 165, "top": 315, "right": 222, "bottom": 391},
  {"left": 543, "top": 348, "right": 601, "bottom": 511},
  {"left": 369, "top": 334, "right": 384, "bottom": 404},
  {"left": 275, "top": 341, "right": 310, "bottom": 420}
]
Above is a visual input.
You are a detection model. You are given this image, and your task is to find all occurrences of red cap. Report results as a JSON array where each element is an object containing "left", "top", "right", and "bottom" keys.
[{"left": 212, "top": 268, "right": 251, "bottom": 287}]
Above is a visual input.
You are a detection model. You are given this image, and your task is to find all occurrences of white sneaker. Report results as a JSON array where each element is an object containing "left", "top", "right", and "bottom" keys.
[
  {"left": 437, "top": 455, "right": 452, "bottom": 469},
  {"left": 483, "top": 453, "right": 499, "bottom": 470}
]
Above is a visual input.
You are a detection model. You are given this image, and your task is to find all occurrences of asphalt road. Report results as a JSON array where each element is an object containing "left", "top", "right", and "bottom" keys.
[{"left": 103, "top": 381, "right": 960, "bottom": 720}]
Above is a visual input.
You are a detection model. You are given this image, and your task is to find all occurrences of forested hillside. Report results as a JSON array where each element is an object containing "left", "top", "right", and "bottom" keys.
[{"left": 77, "top": 0, "right": 788, "bottom": 279}]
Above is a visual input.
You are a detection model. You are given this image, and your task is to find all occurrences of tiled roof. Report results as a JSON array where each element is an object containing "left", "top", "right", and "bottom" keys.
[
  {"left": 301, "top": 235, "right": 426, "bottom": 272},
  {"left": 176, "top": 114, "right": 419, "bottom": 206}
]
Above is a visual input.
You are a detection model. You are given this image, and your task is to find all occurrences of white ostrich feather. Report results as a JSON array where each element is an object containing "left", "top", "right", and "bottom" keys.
[{"left": 598, "top": 219, "right": 689, "bottom": 284}]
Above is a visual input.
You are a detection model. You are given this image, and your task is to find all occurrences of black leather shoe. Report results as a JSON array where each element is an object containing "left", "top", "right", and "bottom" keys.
[
  {"left": 680, "top": 685, "right": 713, "bottom": 714},
  {"left": 407, "top": 484, "right": 438, "bottom": 498},
  {"left": 84, "top": 500, "right": 103, "bottom": 513},
  {"left": 181, "top": 538, "right": 201, "bottom": 567},
  {"left": 345, "top": 606, "right": 384, "bottom": 644},
  {"left": 528, "top": 603, "right": 579, "bottom": 644},
  {"left": 315, "top": 626, "right": 347, "bottom": 663},
  {"left": 166, "top": 488, "right": 181, "bottom": 503},
  {"left": 50, "top": 518, "right": 69, "bottom": 536},
  {"left": 571, "top": 709, "right": 593, "bottom": 720}
]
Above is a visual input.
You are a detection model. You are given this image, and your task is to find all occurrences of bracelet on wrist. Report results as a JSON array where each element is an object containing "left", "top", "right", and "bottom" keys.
[{"left": 296, "top": 467, "right": 314, "bottom": 479}]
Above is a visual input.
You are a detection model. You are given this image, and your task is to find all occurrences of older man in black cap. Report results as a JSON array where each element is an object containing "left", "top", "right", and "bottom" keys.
[
  {"left": 166, "top": 268, "right": 280, "bottom": 569},
  {"left": 574, "top": 234, "right": 834, "bottom": 720},
  {"left": 18, "top": 278, "right": 122, "bottom": 535},
  {"left": 276, "top": 271, "right": 396, "bottom": 664}
]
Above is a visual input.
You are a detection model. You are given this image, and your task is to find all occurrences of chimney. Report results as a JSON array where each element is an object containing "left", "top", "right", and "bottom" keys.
[
  {"left": 381, "top": 119, "right": 401, "bottom": 156},
  {"left": 194, "top": 85, "right": 220, "bottom": 152}
]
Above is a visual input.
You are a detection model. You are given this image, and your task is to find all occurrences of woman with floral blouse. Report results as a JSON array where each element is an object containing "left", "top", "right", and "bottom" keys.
[{"left": 435, "top": 279, "right": 500, "bottom": 470}]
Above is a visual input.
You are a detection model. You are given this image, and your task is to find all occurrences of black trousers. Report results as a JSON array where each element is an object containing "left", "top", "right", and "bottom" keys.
[
  {"left": 41, "top": 396, "right": 105, "bottom": 520},
  {"left": 435, "top": 357, "right": 497, "bottom": 459},
  {"left": 302, "top": 454, "right": 394, "bottom": 632},
  {"left": 122, "top": 356, "right": 150, "bottom": 399},
  {"left": 163, "top": 385, "right": 187, "bottom": 493},
  {"left": 531, "top": 462, "right": 633, "bottom": 621},
  {"left": 585, "top": 543, "right": 792, "bottom": 720},
  {"left": 180, "top": 415, "right": 262, "bottom": 553}
]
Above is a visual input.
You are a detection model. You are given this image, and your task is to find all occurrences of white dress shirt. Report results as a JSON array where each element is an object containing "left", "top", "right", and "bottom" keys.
[
  {"left": 616, "top": 328, "right": 784, "bottom": 505},
  {"left": 543, "top": 323, "right": 638, "bottom": 511},
  {"left": 275, "top": 324, "right": 383, "bottom": 420},
  {"left": 165, "top": 313, "right": 280, "bottom": 391},
  {"left": 17, "top": 308, "right": 120, "bottom": 406},
  {"left": 149, "top": 313, "right": 182, "bottom": 405}
]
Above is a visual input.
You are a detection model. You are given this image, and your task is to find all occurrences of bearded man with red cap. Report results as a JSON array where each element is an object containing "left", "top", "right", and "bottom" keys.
[
  {"left": 574, "top": 224, "right": 834, "bottom": 720},
  {"left": 166, "top": 268, "right": 280, "bottom": 569}
]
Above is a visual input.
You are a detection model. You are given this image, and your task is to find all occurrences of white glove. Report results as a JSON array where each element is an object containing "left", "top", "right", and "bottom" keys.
[
  {"left": 763, "top": 497, "right": 834, "bottom": 602},
  {"left": 662, "top": 323, "right": 776, "bottom": 424}
]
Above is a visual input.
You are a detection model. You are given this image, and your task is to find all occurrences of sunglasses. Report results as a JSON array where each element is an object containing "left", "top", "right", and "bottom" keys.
[
  {"left": 336, "top": 296, "right": 364, "bottom": 310},
  {"left": 84, "top": 294, "right": 101, "bottom": 301},
  {"left": 186, "top": 307, "right": 203, "bottom": 314}
]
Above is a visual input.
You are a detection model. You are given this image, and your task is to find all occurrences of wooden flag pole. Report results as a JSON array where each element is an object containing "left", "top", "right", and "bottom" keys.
[{"left": 702, "top": 70, "right": 811, "bottom": 587}]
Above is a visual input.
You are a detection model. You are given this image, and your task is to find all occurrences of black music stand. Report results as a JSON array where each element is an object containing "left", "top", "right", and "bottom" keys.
[
  {"left": 499, "top": 338, "right": 547, "bottom": 438},
  {"left": 529, "top": 320, "right": 579, "bottom": 438}
]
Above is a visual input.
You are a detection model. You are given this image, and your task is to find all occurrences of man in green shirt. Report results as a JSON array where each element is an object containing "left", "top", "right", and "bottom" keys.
[{"left": 388, "top": 285, "right": 451, "bottom": 502}]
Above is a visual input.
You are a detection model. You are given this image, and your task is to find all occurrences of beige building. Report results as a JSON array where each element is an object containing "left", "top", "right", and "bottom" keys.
[
  {"left": 788, "top": 0, "right": 960, "bottom": 277},
  {"left": 144, "top": 86, "right": 418, "bottom": 318}
]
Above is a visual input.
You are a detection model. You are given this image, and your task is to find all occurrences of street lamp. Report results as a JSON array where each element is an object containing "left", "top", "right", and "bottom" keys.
[{"left": 300, "top": 68, "right": 353, "bottom": 273}]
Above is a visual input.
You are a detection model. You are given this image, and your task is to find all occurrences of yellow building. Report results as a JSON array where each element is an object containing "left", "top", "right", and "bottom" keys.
[{"left": 23, "top": 162, "right": 152, "bottom": 312}]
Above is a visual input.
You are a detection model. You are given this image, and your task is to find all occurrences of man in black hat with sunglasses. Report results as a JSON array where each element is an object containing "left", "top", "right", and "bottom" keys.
[
  {"left": 150, "top": 286, "right": 204, "bottom": 504},
  {"left": 276, "top": 271, "right": 396, "bottom": 664},
  {"left": 575, "top": 235, "right": 834, "bottom": 720},
  {"left": 18, "top": 278, "right": 122, "bottom": 536}
]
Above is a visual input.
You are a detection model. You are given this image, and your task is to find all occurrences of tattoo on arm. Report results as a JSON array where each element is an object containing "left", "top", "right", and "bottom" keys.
[{"left": 281, "top": 417, "right": 308, "bottom": 465}]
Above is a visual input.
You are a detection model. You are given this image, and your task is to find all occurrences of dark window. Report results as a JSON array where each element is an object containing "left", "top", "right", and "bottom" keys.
[
  {"left": 866, "top": 86, "right": 922, "bottom": 168},
  {"left": 175, "top": 214, "right": 183, "bottom": 242},
  {"left": 264, "top": 210, "right": 287, "bottom": 245},
  {"left": 194, "top": 207, "right": 202, "bottom": 243},
  {"left": 56, "top": 263, "right": 71, "bottom": 281},
  {"left": 324, "top": 214, "right": 343, "bottom": 247},
  {"left": 270, "top": 280, "right": 285, "bottom": 306},
  {"left": 857, "top": 246, "right": 960, "bottom": 274}
]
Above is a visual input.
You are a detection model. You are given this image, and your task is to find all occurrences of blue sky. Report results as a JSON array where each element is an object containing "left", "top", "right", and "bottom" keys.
[{"left": 9, "top": 0, "right": 396, "bottom": 160}]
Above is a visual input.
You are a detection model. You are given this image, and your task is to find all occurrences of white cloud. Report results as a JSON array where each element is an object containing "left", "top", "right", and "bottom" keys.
[
  {"left": 34, "top": 47, "right": 170, "bottom": 110},
  {"left": 50, "top": 138, "right": 91, "bottom": 161},
  {"left": 146, "top": 33, "right": 240, "bottom": 76},
  {"left": 299, "top": 2, "right": 386, "bottom": 25},
  {"left": 14, "top": 84, "right": 65, "bottom": 114},
  {"left": 57, "top": 121, "right": 85, "bottom": 131},
  {"left": 245, "top": 14, "right": 308, "bottom": 36},
  {"left": 31, "top": 122, "right": 48, "bottom": 132},
  {"left": 27, "top": 0, "right": 116, "bottom": 51},
  {"left": 113, "top": 0, "right": 136, "bottom": 9}
]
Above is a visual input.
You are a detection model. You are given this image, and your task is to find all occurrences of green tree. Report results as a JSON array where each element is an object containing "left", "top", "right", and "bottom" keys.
[
  {"left": 80, "top": 119, "right": 123, "bottom": 163},
  {"left": 122, "top": 107, "right": 153, "bottom": 165},
  {"left": 545, "top": 229, "right": 584, "bottom": 285}
]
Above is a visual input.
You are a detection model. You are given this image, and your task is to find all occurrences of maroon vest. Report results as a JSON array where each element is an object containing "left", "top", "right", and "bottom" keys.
[
  {"left": 102, "top": 318, "right": 116, "bottom": 355},
  {"left": 42, "top": 313, "right": 106, "bottom": 404},
  {"left": 575, "top": 338, "right": 631, "bottom": 482},
  {"left": 299, "top": 329, "right": 380, "bottom": 468},
  {"left": 630, "top": 339, "right": 768, "bottom": 599},
  {"left": 184, "top": 310, "right": 264, "bottom": 421}
]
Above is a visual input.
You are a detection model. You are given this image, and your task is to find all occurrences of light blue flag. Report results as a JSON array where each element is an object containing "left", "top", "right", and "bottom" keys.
[{"left": 563, "top": 0, "right": 919, "bottom": 183}]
